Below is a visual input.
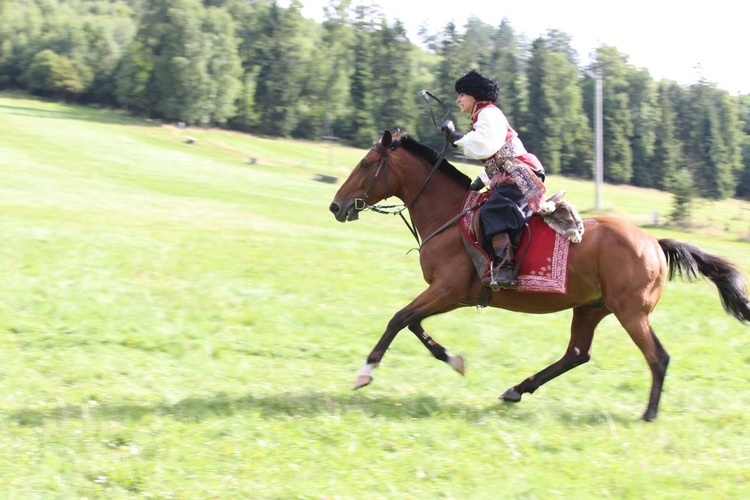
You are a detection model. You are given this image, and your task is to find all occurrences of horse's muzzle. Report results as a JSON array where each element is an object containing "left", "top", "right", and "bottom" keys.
[{"left": 329, "top": 200, "right": 360, "bottom": 222}]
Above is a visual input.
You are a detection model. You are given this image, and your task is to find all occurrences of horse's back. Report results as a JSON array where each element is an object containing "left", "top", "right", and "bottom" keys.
[{"left": 576, "top": 216, "right": 663, "bottom": 262}]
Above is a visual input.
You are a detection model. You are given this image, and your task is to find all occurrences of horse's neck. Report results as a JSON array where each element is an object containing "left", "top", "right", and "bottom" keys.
[{"left": 401, "top": 179, "right": 466, "bottom": 239}]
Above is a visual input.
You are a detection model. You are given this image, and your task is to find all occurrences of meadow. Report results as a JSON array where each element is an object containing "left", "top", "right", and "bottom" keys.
[{"left": 0, "top": 93, "right": 748, "bottom": 498}]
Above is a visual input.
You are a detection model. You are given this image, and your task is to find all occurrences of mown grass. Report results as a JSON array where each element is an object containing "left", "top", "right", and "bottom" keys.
[{"left": 0, "top": 93, "right": 749, "bottom": 498}]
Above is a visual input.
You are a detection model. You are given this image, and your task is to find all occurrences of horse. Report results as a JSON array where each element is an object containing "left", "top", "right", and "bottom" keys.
[{"left": 328, "top": 130, "right": 750, "bottom": 421}]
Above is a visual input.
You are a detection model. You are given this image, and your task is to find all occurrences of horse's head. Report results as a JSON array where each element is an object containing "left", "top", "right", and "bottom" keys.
[{"left": 329, "top": 130, "right": 399, "bottom": 222}]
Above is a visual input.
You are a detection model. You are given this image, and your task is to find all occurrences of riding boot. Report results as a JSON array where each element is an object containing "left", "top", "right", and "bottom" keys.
[{"left": 482, "top": 233, "right": 518, "bottom": 290}]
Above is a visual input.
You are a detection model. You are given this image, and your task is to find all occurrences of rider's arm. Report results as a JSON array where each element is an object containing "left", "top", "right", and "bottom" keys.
[{"left": 454, "top": 106, "right": 507, "bottom": 159}]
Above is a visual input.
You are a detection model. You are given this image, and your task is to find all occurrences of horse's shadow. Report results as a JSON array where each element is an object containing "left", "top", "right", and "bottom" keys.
[{"left": 10, "top": 390, "right": 637, "bottom": 428}]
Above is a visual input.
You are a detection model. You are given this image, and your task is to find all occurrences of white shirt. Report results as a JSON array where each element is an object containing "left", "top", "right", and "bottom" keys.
[{"left": 454, "top": 105, "right": 508, "bottom": 160}]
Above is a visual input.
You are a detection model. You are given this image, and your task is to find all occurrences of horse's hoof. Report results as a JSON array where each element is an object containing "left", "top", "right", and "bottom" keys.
[
  {"left": 448, "top": 354, "right": 465, "bottom": 376},
  {"left": 353, "top": 375, "right": 372, "bottom": 390},
  {"left": 500, "top": 388, "right": 522, "bottom": 402}
]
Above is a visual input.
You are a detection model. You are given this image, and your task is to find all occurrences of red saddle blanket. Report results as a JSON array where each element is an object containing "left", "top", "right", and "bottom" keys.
[{"left": 460, "top": 191, "right": 570, "bottom": 294}]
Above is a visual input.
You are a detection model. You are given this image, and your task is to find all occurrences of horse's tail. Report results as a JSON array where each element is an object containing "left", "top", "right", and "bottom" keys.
[{"left": 659, "top": 238, "right": 750, "bottom": 324}]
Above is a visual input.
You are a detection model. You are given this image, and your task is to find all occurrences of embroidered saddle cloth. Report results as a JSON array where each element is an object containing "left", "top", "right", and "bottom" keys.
[{"left": 460, "top": 190, "right": 570, "bottom": 294}]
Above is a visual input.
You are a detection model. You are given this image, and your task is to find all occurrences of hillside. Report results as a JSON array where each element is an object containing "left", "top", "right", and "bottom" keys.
[{"left": 0, "top": 93, "right": 748, "bottom": 497}]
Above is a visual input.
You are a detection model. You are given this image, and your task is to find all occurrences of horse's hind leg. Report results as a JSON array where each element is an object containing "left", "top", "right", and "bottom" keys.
[
  {"left": 502, "top": 305, "right": 611, "bottom": 403},
  {"left": 615, "top": 314, "right": 670, "bottom": 421}
]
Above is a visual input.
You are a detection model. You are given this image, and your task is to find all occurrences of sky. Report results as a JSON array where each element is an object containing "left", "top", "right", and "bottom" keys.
[{"left": 281, "top": 0, "right": 749, "bottom": 94}]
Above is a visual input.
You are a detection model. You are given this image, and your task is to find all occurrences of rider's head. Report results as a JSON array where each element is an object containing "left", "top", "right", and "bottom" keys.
[{"left": 454, "top": 69, "right": 500, "bottom": 103}]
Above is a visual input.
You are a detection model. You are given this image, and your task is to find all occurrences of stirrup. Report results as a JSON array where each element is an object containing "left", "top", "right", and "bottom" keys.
[
  {"left": 482, "top": 263, "right": 517, "bottom": 291},
  {"left": 484, "top": 242, "right": 517, "bottom": 290},
  {"left": 492, "top": 266, "right": 518, "bottom": 288}
]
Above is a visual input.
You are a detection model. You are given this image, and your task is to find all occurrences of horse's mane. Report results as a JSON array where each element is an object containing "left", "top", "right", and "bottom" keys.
[{"left": 394, "top": 135, "right": 472, "bottom": 189}]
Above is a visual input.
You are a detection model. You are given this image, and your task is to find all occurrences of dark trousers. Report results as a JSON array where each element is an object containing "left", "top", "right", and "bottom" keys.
[{"left": 479, "top": 184, "right": 533, "bottom": 240}]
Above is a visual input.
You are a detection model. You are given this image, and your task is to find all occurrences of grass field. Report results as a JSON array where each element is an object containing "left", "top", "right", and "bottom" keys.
[{"left": 0, "top": 93, "right": 749, "bottom": 498}]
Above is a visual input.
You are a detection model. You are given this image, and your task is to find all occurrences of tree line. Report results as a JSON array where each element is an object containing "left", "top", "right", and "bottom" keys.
[{"left": 2, "top": 0, "right": 749, "bottom": 201}]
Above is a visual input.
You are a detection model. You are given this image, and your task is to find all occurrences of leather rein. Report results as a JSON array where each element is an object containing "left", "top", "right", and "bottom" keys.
[
  {"left": 352, "top": 91, "right": 480, "bottom": 251},
  {"left": 353, "top": 140, "right": 485, "bottom": 251},
  {"left": 353, "top": 139, "right": 450, "bottom": 249}
]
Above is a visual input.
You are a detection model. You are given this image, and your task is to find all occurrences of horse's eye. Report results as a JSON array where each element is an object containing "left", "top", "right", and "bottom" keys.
[{"left": 359, "top": 161, "right": 371, "bottom": 170}]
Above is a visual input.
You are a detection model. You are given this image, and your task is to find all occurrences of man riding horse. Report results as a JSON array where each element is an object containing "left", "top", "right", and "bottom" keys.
[{"left": 442, "top": 69, "right": 553, "bottom": 290}]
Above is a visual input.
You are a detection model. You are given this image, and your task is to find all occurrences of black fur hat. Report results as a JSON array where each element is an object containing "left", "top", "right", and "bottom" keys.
[{"left": 454, "top": 69, "right": 500, "bottom": 102}]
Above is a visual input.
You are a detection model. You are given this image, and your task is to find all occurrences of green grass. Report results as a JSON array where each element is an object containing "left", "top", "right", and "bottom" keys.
[{"left": 0, "top": 93, "right": 749, "bottom": 498}]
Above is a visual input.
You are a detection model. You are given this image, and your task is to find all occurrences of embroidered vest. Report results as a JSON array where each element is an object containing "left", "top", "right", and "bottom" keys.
[
  {"left": 470, "top": 102, "right": 529, "bottom": 179},
  {"left": 471, "top": 102, "right": 546, "bottom": 213}
]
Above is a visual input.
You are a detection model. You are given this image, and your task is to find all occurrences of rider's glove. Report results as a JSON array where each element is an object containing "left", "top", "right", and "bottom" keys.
[
  {"left": 441, "top": 119, "right": 464, "bottom": 146},
  {"left": 469, "top": 177, "right": 485, "bottom": 191},
  {"left": 469, "top": 171, "right": 490, "bottom": 191}
]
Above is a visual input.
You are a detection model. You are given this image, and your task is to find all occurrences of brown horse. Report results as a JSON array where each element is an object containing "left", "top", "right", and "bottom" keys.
[{"left": 328, "top": 130, "right": 750, "bottom": 421}]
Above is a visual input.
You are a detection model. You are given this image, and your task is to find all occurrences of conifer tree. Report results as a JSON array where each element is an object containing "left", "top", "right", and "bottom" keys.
[{"left": 651, "top": 81, "right": 681, "bottom": 191}]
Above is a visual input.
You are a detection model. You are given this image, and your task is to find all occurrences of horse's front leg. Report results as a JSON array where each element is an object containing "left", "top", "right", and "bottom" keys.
[
  {"left": 408, "top": 320, "right": 465, "bottom": 376},
  {"left": 354, "top": 285, "right": 462, "bottom": 389}
]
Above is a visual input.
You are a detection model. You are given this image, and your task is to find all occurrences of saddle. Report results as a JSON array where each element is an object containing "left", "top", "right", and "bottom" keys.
[
  {"left": 461, "top": 190, "right": 584, "bottom": 298},
  {"left": 469, "top": 190, "right": 584, "bottom": 248}
]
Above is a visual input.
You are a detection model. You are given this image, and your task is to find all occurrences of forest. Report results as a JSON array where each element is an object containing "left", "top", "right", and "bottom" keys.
[{"left": 2, "top": 0, "right": 749, "bottom": 200}]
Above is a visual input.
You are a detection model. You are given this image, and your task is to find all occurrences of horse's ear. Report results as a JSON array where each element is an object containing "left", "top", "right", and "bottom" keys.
[{"left": 381, "top": 130, "right": 392, "bottom": 149}]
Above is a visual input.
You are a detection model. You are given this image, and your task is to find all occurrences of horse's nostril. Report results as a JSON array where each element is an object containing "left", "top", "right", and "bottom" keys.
[{"left": 329, "top": 202, "right": 339, "bottom": 214}]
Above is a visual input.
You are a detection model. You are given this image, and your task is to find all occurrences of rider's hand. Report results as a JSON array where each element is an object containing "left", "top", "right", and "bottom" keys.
[
  {"left": 441, "top": 120, "right": 464, "bottom": 145},
  {"left": 469, "top": 176, "right": 486, "bottom": 191},
  {"left": 470, "top": 171, "right": 489, "bottom": 191}
]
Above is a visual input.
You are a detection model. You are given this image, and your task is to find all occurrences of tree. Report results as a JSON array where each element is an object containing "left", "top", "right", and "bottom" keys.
[
  {"left": 669, "top": 168, "right": 694, "bottom": 225},
  {"left": 525, "top": 38, "right": 549, "bottom": 161},
  {"left": 225, "top": 0, "right": 271, "bottom": 132},
  {"left": 681, "top": 82, "right": 741, "bottom": 199},
  {"left": 735, "top": 94, "right": 750, "bottom": 199},
  {"left": 347, "top": 4, "right": 377, "bottom": 145},
  {"left": 154, "top": 0, "right": 213, "bottom": 124},
  {"left": 318, "top": 0, "right": 355, "bottom": 140},
  {"left": 0, "top": 0, "right": 45, "bottom": 88},
  {"left": 115, "top": 40, "right": 155, "bottom": 115},
  {"left": 289, "top": 10, "right": 336, "bottom": 139},
  {"left": 525, "top": 33, "right": 590, "bottom": 176},
  {"left": 118, "top": 0, "right": 241, "bottom": 125},
  {"left": 76, "top": 5, "right": 138, "bottom": 105},
  {"left": 372, "top": 20, "right": 417, "bottom": 135},
  {"left": 489, "top": 19, "right": 525, "bottom": 136},
  {"left": 201, "top": 5, "right": 242, "bottom": 124},
  {"left": 253, "top": 1, "right": 311, "bottom": 136},
  {"left": 460, "top": 16, "right": 496, "bottom": 70},
  {"left": 23, "top": 49, "right": 85, "bottom": 99},
  {"left": 34, "top": 4, "right": 95, "bottom": 98},
  {"left": 594, "top": 46, "right": 633, "bottom": 184},
  {"left": 627, "top": 68, "right": 659, "bottom": 188},
  {"left": 651, "top": 81, "right": 681, "bottom": 191},
  {"left": 434, "top": 23, "right": 467, "bottom": 131}
]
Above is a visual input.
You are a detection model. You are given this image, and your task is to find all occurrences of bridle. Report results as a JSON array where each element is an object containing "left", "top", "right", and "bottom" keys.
[
  {"left": 353, "top": 141, "right": 391, "bottom": 213},
  {"left": 351, "top": 91, "right": 475, "bottom": 250}
]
